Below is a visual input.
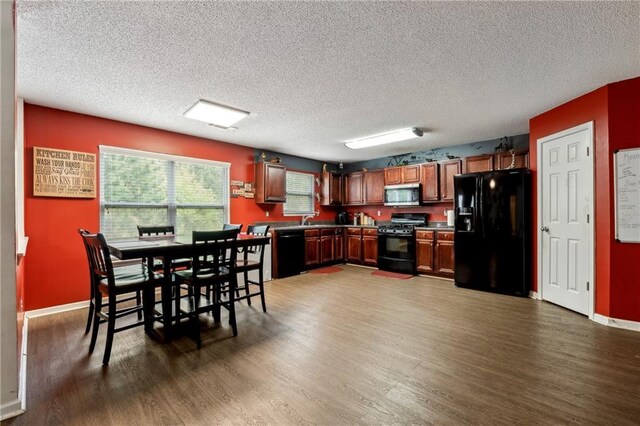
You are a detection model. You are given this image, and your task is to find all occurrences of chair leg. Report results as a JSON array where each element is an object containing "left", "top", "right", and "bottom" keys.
[
  {"left": 85, "top": 300, "right": 94, "bottom": 334},
  {"left": 136, "top": 290, "right": 142, "bottom": 320},
  {"left": 228, "top": 276, "right": 238, "bottom": 337},
  {"left": 193, "top": 284, "right": 202, "bottom": 349},
  {"left": 89, "top": 296, "right": 101, "bottom": 354},
  {"left": 258, "top": 268, "right": 267, "bottom": 313},
  {"left": 244, "top": 270, "right": 251, "bottom": 306},
  {"left": 102, "top": 296, "right": 117, "bottom": 365},
  {"left": 213, "top": 284, "right": 221, "bottom": 323}
]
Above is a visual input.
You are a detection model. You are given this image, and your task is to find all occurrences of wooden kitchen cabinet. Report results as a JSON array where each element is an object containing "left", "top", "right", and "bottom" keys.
[
  {"left": 439, "top": 159, "right": 461, "bottom": 202},
  {"left": 255, "top": 162, "right": 286, "bottom": 203},
  {"left": 334, "top": 229, "right": 344, "bottom": 261},
  {"left": 363, "top": 169, "right": 385, "bottom": 205},
  {"left": 321, "top": 229, "right": 335, "bottom": 263},
  {"left": 344, "top": 172, "right": 364, "bottom": 205},
  {"left": 495, "top": 150, "right": 529, "bottom": 170},
  {"left": 320, "top": 171, "right": 343, "bottom": 206},
  {"left": 304, "top": 229, "right": 321, "bottom": 267},
  {"left": 463, "top": 154, "right": 494, "bottom": 173},
  {"left": 435, "top": 231, "right": 454, "bottom": 276},
  {"left": 384, "top": 165, "right": 421, "bottom": 185},
  {"left": 361, "top": 228, "right": 378, "bottom": 266},
  {"left": 416, "top": 230, "right": 435, "bottom": 273},
  {"left": 346, "top": 228, "right": 362, "bottom": 262},
  {"left": 420, "top": 163, "right": 439, "bottom": 202}
]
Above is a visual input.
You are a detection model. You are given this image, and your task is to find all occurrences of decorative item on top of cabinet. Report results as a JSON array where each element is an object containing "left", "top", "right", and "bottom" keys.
[
  {"left": 363, "top": 169, "right": 385, "bottom": 205},
  {"left": 495, "top": 150, "right": 529, "bottom": 170},
  {"left": 439, "top": 159, "right": 461, "bottom": 202},
  {"left": 344, "top": 172, "right": 364, "bottom": 205},
  {"left": 463, "top": 154, "right": 494, "bottom": 174},
  {"left": 321, "top": 171, "right": 343, "bottom": 206},
  {"left": 255, "top": 161, "right": 286, "bottom": 203},
  {"left": 384, "top": 164, "right": 421, "bottom": 185},
  {"left": 420, "top": 162, "right": 439, "bottom": 202}
]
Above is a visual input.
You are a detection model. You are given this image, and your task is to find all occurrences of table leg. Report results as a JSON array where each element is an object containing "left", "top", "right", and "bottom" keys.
[{"left": 161, "top": 258, "right": 174, "bottom": 342}]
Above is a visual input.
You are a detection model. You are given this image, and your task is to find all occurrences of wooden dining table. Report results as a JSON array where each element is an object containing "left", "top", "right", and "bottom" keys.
[{"left": 108, "top": 234, "right": 270, "bottom": 342}]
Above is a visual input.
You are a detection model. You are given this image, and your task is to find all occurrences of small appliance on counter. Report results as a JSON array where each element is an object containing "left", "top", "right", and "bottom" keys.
[
  {"left": 336, "top": 211, "right": 348, "bottom": 225},
  {"left": 445, "top": 209, "right": 455, "bottom": 227}
]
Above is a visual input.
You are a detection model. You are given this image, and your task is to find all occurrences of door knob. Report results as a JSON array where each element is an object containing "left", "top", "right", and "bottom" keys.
[{"left": 541, "top": 226, "right": 549, "bottom": 233}]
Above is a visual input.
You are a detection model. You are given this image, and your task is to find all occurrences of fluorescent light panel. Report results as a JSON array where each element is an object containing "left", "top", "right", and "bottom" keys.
[
  {"left": 184, "top": 100, "right": 249, "bottom": 128},
  {"left": 345, "top": 128, "right": 423, "bottom": 149}
]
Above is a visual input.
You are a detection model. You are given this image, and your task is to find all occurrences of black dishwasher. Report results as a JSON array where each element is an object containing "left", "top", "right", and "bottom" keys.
[{"left": 276, "top": 229, "right": 305, "bottom": 278}]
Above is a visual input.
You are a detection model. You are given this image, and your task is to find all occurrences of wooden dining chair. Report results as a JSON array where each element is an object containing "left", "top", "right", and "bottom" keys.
[
  {"left": 80, "top": 230, "right": 162, "bottom": 365},
  {"left": 173, "top": 229, "right": 240, "bottom": 348},
  {"left": 233, "top": 225, "right": 270, "bottom": 312},
  {"left": 79, "top": 228, "right": 145, "bottom": 334},
  {"left": 223, "top": 223, "right": 243, "bottom": 232}
]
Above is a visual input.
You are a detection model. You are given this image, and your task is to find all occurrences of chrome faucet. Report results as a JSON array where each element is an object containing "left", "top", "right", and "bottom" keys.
[{"left": 301, "top": 212, "right": 318, "bottom": 226}]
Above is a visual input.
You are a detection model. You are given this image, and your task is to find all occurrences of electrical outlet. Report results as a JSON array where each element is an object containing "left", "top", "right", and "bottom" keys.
[
  {"left": 377, "top": 210, "right": 381, "bottom": 216},
  {"left": 265, "top": 211, "right": 269, "bottom": 217}
]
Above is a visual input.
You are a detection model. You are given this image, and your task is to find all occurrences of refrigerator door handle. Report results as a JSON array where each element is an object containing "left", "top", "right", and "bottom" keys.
[{"left": 477, "top": 176, "right": 484, "bottom": 238}]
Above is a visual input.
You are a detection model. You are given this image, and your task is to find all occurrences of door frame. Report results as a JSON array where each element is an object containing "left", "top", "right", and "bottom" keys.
[{"left": 536, "top": 121, "right": 595, "bottom": 318}]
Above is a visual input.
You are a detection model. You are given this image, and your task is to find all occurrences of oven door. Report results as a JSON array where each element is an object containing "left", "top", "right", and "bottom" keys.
[{"left": 377, "top": 234, "right": 416, "bottom": 274}]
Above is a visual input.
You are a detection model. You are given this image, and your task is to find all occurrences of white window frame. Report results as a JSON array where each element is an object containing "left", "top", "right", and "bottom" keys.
[
  {"left": 99, "top": 146, "right": 230, "bottom": 237},
  {"left": 283, "top": 171, "right": 315, "bottom": 216}
]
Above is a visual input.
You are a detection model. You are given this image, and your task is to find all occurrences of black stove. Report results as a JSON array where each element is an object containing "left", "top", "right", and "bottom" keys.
[
  {"left": 377, "top": 213, "right": 428, "bottom": 274},
  {"left": 378, "top": 213, "right": 428, "bottom": 235}
]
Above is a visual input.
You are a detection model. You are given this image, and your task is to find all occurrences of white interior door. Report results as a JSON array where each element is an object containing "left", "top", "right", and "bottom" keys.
[{"left": 538, "top": 123, "right": 594, "bottom": 316}]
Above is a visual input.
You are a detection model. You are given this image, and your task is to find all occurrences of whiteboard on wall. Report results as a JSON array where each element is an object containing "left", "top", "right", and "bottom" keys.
[{"left": 614, "top": 148, "right": 640, "bottom": 243}]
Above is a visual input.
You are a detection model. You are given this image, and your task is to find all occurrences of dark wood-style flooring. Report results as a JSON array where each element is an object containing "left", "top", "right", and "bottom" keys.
[{"left": 4, "top": 265, "right": 640, "bottom": 425}]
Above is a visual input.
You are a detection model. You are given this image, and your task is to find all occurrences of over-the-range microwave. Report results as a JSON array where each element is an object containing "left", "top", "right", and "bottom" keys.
[{"left": 384, "top": 183, "right": 421, "bottom": 206}]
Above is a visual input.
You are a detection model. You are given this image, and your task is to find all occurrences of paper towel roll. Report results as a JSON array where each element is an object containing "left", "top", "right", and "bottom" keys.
[{"left": 446, "top": 210, "right": 455, "bottom": 227}]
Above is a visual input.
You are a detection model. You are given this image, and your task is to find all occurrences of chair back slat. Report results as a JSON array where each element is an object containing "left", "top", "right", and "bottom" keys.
[
  {"left": 192, "top": 229, "right": 239, "bottom": 276},
  {"left": 137, "top": 225, "right": 175, "bottom": 236},
  {"left": 80, "top": 231, "right": 115, "bottom": 287},
  {"left": 245, "top": 225, "right": 270, "bottom": 255},
  {"left": 223, "top": 223, "right": 243, "bottom": 233}
]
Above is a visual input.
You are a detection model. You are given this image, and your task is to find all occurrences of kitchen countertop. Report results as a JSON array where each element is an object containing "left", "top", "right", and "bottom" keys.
[{"left": 266, "top": 222, "right": 453, "bottom": 232}]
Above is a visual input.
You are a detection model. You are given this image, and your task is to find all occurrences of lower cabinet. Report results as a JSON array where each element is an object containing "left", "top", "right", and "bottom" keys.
[
  {"left": 362, "top": 229, "right": 378, "bottom": 266},
  {"left": 321, "top": 229, "right": 335, "bottom": 263},
  {"left": 334, "top": 229, "right": 344, "bottom": 260},
  {"left": 304, "top": 229, "right": 321, "bottom": 267},
  {"left": 416, "top": 230, "right": 454, "bottom": 277},
  {"left": 346, "top": 228, "right": 362, "bottom": 263}
]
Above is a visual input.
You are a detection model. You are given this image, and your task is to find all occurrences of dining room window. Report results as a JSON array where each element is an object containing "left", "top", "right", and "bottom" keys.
[
  {"left": 283, "top": 171, "right": 314, "bottom": 215},
  {"left": 100, "top": 146, "right": 229, "bottom": 239}
]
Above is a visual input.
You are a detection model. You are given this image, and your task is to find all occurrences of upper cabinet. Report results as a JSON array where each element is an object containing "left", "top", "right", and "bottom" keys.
[
  {"left": 439, "top": 159, "right": 462, "bottom": 202},
  {"left": 463, "top": 154, "right": 494, "bottom": 174},
  {"left": 255, "top": 162, "right": 286, "bottom": 203},
  {"left": 320, "top": 171, "right": 343, "bottom": 206},
  {"left": 363, "top": 169, "right": 384, "bottom": 205},
  {"left": 344, "top": 171, "right": 364, "bottom": 205},
  {"left": 384, "top": 164, "right": 421, "bottom": 185},
  {"left": 420, "top": 162, "right": 439, "bottom": 202},
  {"left": 495, "top": 150, "right": 529, "bottom": 170}
]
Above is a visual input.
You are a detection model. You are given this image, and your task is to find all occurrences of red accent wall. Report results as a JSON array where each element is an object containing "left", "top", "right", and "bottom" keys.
[
  {"left": 529, "top": 76, "right": 640, "bottom": 322},
  {"left": 22, "top": 104, "right": 333, "bottom": 310}
]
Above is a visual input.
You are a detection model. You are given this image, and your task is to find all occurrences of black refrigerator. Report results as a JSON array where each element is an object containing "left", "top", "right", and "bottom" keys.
[{"left": 454, "top": 169, "right": 531, "bottom": 296}]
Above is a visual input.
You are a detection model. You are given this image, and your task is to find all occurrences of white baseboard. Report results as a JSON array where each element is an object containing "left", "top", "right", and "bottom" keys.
[
  {"left": 593, "top": 313, "right": 640, "bottom": 332},
  {"left": 0, "top": 398, "right": 25, "bottom": 421},
  {"left": 25, "top": 300, "right": 89, "bottom": 319},
  {"left": 529, "top": 291, "right": 540, "bottom": 299}
]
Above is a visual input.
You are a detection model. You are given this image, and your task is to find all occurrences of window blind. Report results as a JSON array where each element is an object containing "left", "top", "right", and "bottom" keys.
[
  {"left": 284, "top": 171, "right": 314, "bottom": 215},
  {"left": 100, "top": 146, "right": 229, "bottom": 239}
]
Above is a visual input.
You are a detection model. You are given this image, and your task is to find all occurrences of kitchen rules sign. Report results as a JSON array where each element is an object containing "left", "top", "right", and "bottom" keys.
[
  {"left": 33, "top": 147, "right": 96, "bottom": 198},
  {"left": 614, "top": 147, "right": 640, "bottom": 243}
]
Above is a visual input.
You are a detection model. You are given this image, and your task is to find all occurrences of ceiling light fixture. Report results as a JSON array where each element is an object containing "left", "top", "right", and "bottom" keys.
[
  {"left": 345, "top": 127, "right": 423, "bottom": 150},
  {"left": 184, "top": 99, "right": 249, "bottom": 128}
]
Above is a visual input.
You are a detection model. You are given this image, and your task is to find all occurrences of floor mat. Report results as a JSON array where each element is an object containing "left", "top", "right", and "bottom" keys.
[
  {"left": 310, "top": 266, "right": 343, "bottom": 274},
  {"left": 372, "top": 270, "right": 413, "bottom": 280}
]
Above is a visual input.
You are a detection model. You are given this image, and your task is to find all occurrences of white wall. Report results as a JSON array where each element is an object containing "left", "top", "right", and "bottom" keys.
[{"left": 0, "top": 0, "right": 21, "bottom": 420}]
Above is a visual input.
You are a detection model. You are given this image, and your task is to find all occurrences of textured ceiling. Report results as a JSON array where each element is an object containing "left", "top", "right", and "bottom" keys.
[{"left": 16, "top": 1, "right": 640, "bottom": 163}]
